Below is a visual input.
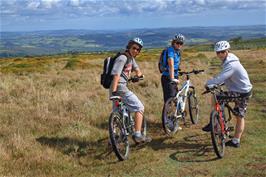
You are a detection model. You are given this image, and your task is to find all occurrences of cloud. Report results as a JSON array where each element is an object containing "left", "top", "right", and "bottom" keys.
[{"left": 1, "top": 0, "right": 265, "bottom": 18}]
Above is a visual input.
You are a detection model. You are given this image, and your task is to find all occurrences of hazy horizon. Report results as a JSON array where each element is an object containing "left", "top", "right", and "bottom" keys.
[
  {"left": 1, "top": 24, "right": 265, "bottom": 33},
  {"left": 1, "top": 0, "right": 265, "bottom": 32}
]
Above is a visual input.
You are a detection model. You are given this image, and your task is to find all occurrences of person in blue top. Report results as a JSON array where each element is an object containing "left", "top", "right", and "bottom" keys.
[
  {"left": 161, "top": 34, "right": 185, "bottom": 103},
  {"left": 161, "top": 34, "right": 185, "bottom": 131}
]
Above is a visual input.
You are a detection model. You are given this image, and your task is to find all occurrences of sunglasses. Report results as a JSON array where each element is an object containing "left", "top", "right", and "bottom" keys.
[
  {"left": 216, "top": 50, "right": 226, "bottom": 54},
  {"left": 175, "top": 42, "right": 183, "bottom": 45},
  {"left": 132, "top": 46, "right": 141, "bottom": 52}
]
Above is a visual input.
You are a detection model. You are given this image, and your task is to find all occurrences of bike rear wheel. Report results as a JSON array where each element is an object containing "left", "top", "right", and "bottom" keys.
[
  {"left": 210, "top": 110, "right": 225, "bottom": 158},
  {"left": 109, "top": 112, "right": 129, "bottom": 161},
  {"left": 188, "top": 87, "right": 199, "bottom": 124},
  {"left": 162, "top": 97, "right": 181, "bottom": 136}
]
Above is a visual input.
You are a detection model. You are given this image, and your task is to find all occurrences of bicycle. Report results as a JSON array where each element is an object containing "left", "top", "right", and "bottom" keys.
[
  {"left": 202, "top": 84, "right": 237, "bottom": 158},
  {"left": 108, "top": 76, "right": 147, "bottom": 161},
  {"left": 162, "top": 69, "right": 204, "bottom": 136}
]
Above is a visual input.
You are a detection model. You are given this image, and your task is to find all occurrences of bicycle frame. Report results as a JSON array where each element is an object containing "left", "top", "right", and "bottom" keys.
[
  {"left": 208, "top": 86, "right": 235, "bottom": 136},
  {"left": 174, "top": 73, "right": 193, "bottom": 115},
  {"left": 112, "top": 99, "right": 134, "bottom": 135},
  {"left": 176, "top": 80, "right": 190, "bottom": 112}
]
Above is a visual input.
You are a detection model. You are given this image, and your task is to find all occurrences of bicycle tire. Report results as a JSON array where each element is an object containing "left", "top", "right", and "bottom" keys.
[
  {"left": 188, "top": 87, "right": 199, "bottom": 124},
  {"left": 109, "top": 112, "right": 129, "bottom": 161},
  {"left": 210, "top": 110, "right": 225, "bottom": 158},
  {"left": 162, "top": 97, "right": 181, "bottom": 136}
]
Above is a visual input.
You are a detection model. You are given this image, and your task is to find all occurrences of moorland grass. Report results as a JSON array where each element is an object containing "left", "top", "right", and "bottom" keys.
[{"left": 0, "top": 48, "right": 265, "bottom": 177}]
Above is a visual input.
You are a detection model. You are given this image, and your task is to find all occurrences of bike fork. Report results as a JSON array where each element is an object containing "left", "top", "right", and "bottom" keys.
[{"left": 215, "top": 103, "right": 226, "bottom": 136}]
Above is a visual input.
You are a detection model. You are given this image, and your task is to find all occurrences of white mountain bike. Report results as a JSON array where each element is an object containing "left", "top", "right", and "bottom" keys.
[{"left": 162, "top": 69, "right": 204, "bottom": 136}]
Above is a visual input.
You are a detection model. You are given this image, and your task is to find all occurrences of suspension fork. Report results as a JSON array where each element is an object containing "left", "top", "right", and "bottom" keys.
[{"left": 215, "top": 103, "right": 226, "bottom": 134}]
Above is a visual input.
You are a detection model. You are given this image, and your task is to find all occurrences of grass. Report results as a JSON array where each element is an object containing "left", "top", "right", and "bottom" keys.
[{"left": 0, "top": 47, "right": 265, "bottom": 177}]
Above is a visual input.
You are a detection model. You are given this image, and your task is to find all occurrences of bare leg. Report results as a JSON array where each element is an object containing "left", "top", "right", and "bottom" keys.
[
  {"left": 234, "top": 116, "right": 245, "bottom": 139},
  {"left": 135, "top": 111, "right": 143, "bottom": 132}
]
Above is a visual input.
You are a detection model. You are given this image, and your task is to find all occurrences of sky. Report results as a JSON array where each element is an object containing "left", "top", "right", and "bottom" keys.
[{"left": 0, "top": 0, "right": 266, "bottom": 32}]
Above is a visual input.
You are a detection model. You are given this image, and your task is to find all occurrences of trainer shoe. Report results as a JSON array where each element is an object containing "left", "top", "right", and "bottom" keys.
[
  {"left": 177, "top": 126, "right": 182, "bottom": 130},
  {"left": 132, "top": 135, "right": 152, "bottom": 144},
  {"left": 225, "top": 140, "right": 240, "bottom": 148},
  {"left": 202, "top": 123, "right": 212, "bottom": 132}
]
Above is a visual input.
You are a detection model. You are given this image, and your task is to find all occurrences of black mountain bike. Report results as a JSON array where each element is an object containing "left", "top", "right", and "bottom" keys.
[
  {"left": 162, "top": 69, "right": 204, "bottom": 136},
  {"left": 108, "top": 76, "right": 146, "bottom": 161}
]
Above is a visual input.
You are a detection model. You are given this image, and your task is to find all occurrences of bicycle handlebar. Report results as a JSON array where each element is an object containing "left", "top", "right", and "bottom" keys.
[
  {"left": 202, "top": 83, "right": 225, "bottom": 95},
  {"left": 128, "top": 75, "right": 144, "bottom": 82},
  {"left": 179, "top": 69, "right": 204, "bottom": 76}
]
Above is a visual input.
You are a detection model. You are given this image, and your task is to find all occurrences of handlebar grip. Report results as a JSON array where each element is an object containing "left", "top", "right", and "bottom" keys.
[
  {"left": 193, "top": 69, "right": 205, "bottom": 74},
  {"left": 202, "top": 90, "right": 210, "bottom": 95}
]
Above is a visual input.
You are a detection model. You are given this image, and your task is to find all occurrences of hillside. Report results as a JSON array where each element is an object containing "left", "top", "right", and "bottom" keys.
[
  {"left": 0, "top": 42, "right": 265, "bottom": 176},
  {"left": 1, "top": 25, "right": 265, "bottom": 57}
]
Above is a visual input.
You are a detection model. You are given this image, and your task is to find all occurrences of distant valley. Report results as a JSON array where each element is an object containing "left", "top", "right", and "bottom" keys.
[{"left": 0, "top": 25, "right": 265, "bottom": 58}]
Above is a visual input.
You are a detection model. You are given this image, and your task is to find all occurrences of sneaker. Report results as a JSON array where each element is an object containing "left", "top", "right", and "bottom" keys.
[
  {"left": 225, "top": 140, "right": 240, "bottom": 148},
  {"left": 132, "top": 135, "right": 152, "bottom": 144},
  {"left": 177, "top": 126, "right": 182, "bottom": 130},
  {"left": 202, "top": 123, "right": 211, "bottom": 132}
]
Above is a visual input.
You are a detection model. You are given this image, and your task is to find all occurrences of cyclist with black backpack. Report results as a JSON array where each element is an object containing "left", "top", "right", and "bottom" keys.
[
  {"left": 160, "top": 34, "right": 185, "bottom": 130},
  {"left": 109, "top": 37, "right": 152, "bottom": 143}
]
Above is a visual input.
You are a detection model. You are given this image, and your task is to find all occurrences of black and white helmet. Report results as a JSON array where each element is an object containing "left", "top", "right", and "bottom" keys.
[
  {"left": 173, "top": 33, "right": 185, "bottom": 42},
  {"left": 214, "top": 41, "right": 230, "bottom": 52}
]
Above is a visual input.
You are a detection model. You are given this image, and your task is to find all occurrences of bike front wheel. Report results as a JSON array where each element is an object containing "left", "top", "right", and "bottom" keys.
[
  {"left": 210, "top": 110, "right": 225, "bottom": 158},
  {"left": 188, "top": 87, "right": 199, "bottom": 124},
  {"left": 162, "top": 97, "right": 182, "bottom": 136},
  {"left": 109, "top": 112, "right": 129, "bottom": 161}
]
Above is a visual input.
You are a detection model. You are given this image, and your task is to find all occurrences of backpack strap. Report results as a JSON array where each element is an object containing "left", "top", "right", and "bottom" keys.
[
  {"left": 116, "top": 51, "right": 132, "bottom": 81},
  {"left": 163, "top": 47, "right": 169, "bottom": 68}
]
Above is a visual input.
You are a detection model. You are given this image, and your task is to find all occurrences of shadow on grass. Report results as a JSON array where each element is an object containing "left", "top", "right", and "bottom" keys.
[
  {"left": 142, "top": 120, "right": 219, "bottom": 162},
  {"left": 36, "top": 136, "right": 114, "bottom": 161},
  {"left": 168, "top": 134, "right": 218, "bottom": 162},
  {"left": 36, "top": 120, "right": 217, "bottom": 164}
]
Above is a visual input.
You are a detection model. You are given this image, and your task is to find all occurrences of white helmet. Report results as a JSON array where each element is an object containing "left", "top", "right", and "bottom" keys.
[
  {"left": 173, "top": 33, "right": 185, "bottom": 43},
  {"left": 130, "top": 37, "right": 144, "bottom": 48},
  {"left": 214, "top": 41, "right": 230, "bottom": 52}
]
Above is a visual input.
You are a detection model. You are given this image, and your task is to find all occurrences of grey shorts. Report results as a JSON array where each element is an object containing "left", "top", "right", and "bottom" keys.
[
  {"left": 122, "top": 91, "right": 144, "bottom": 113},
  {"left": 110, "top": 84, "right": 144, "bottom": 113},
  {"left": 217, "top": 91, "right": 251, "bottom": 118}
]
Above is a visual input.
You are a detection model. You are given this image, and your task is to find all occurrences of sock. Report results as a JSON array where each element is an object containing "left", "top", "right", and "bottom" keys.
[
  {"left": 134, "top": 131, "right": 141, "bottom": 137},
  {"left": 232, "top": 138, "right": 240, "bottom": 144}
]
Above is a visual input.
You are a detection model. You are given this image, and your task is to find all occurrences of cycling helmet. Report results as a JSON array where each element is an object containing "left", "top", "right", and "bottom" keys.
[
  {"left": 173, "top": 34, "right": 185, "bottom": 42},
  {"left": 130, "top": 37, "right": 144, "bottom": 48},
  {"left": 214, "top": 41, "right": 230, "bottom": 52}
]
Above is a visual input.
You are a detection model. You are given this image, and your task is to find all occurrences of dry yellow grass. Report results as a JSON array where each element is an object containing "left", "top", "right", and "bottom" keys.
[{"left": 0, "top": 49, "right": 265, "bottom": 176}]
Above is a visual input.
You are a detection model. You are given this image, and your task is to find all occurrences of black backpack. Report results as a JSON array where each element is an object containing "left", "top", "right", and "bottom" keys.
[
  {"left": 158, "top": 48, "right": 168, "bottom": 73},
  {"left": 100, "top": 52, "right": 130, "bottom": 89}
]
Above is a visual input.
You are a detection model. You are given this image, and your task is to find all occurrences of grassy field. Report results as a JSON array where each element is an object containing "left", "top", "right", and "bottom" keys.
[{"left": 0, "top": 47, "right": 265, "bottom": 177}]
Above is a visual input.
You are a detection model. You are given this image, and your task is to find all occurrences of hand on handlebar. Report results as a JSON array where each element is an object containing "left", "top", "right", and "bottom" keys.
[
  {"left": 130, "top": 75, "right": 144, "bottom": 83},
  {"left": 170, "top": 78, "right": 180, "bottom": 84},
  {"left": 194, "top": 69, "right": 205, "bottom": 74}
]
